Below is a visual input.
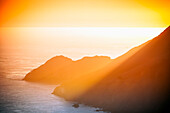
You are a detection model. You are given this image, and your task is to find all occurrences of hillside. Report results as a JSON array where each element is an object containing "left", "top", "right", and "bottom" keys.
[
  {"left": 24, "top": 55, "right": 112, "bottom": 84},
  {"left": 53, "top": 26, "right": 170, "bottom": 113}
]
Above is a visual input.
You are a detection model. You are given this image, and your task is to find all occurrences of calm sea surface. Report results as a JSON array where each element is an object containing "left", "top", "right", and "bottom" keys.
[{"left": 0, "top": 27, "right": 165, "bottom": 113}]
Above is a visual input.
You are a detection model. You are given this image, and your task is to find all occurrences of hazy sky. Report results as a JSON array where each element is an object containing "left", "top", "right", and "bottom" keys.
[{"left": 0, "top": 0, "right": 169, "bottom": 27}]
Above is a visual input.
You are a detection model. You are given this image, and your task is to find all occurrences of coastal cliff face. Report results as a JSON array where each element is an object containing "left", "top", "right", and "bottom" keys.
[
  {"left": 53, "top": 26, "right": 170, "bottom": 113},
  {"left": 23, "top": 55, "right": 112, "bottom": 84}
]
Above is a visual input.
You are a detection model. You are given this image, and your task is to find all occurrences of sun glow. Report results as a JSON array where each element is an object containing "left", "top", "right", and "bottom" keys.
[
  {"left": 0, "top": 27, "right": 165, "bottom": 60},
  {"left": 0, "top": 0, "right": 169, "bottom": 27},
  {"left": 0, "top": 0, "right": 169, "bottom": 112},
  {"left": 0, "top": 27, "right": 165, "bottom": 44}
]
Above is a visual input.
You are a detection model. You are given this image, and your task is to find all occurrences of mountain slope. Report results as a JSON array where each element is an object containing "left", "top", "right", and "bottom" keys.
[{"left": 53, "top": 26, "right": 170, "bottom": 113}]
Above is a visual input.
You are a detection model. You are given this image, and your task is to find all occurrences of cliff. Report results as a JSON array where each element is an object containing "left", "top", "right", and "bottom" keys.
[{"left": 53, "top": 26, "right": 170, "bottom": 113}]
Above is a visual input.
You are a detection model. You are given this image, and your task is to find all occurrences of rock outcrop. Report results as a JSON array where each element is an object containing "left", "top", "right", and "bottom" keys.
[{"left": 24, "top": 55, "right": 112, "bottom": 84}]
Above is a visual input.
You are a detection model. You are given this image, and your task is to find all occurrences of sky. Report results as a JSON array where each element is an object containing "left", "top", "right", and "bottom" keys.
[{"left": 0, "top": 0, "right": 169, "bottom": 27}]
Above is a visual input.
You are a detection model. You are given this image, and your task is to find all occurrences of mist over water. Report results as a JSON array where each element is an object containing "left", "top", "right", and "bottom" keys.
[{"left": 0, "top": 27, "right": 165, "bottom": 112}]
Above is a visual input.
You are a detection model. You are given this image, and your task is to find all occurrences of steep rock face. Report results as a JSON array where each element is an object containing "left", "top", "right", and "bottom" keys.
[
  {"left": 53, "top": 26, "right": 170, "bottom": 113},
  {"left": 24, "top": 55, "right": 112, "bottom": 84}
]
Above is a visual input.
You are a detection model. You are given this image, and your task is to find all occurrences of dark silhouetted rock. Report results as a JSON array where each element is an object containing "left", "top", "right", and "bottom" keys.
[{"left": 72, "top": 103, "right": 79, "bottom": 108}]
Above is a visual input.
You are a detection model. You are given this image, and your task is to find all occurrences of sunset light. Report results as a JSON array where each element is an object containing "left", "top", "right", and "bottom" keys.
[
  {"left": 0, "top": 0, "right": 169, "bottom": 113},
  {"left": 0, "top": 0, "right": 169, "bottom": 27}
]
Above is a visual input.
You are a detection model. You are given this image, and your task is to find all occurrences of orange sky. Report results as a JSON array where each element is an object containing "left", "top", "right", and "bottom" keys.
[{"left": 0, "top": 0, "right": 169, "bottom": 27}]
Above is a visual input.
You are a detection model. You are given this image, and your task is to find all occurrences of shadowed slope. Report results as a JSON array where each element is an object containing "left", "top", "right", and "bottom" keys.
[
  {"left": 52, "top": 33, "right": 152, "bottom": 99},
  {"left": 24, "top": 55, "right": 112, "bottom": 84},
  {"left": 53, "top": 26, "right": 170, "bottom": 113},
  {"left": 52, "top": 41, "right": 149, "bottom": 100}
]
